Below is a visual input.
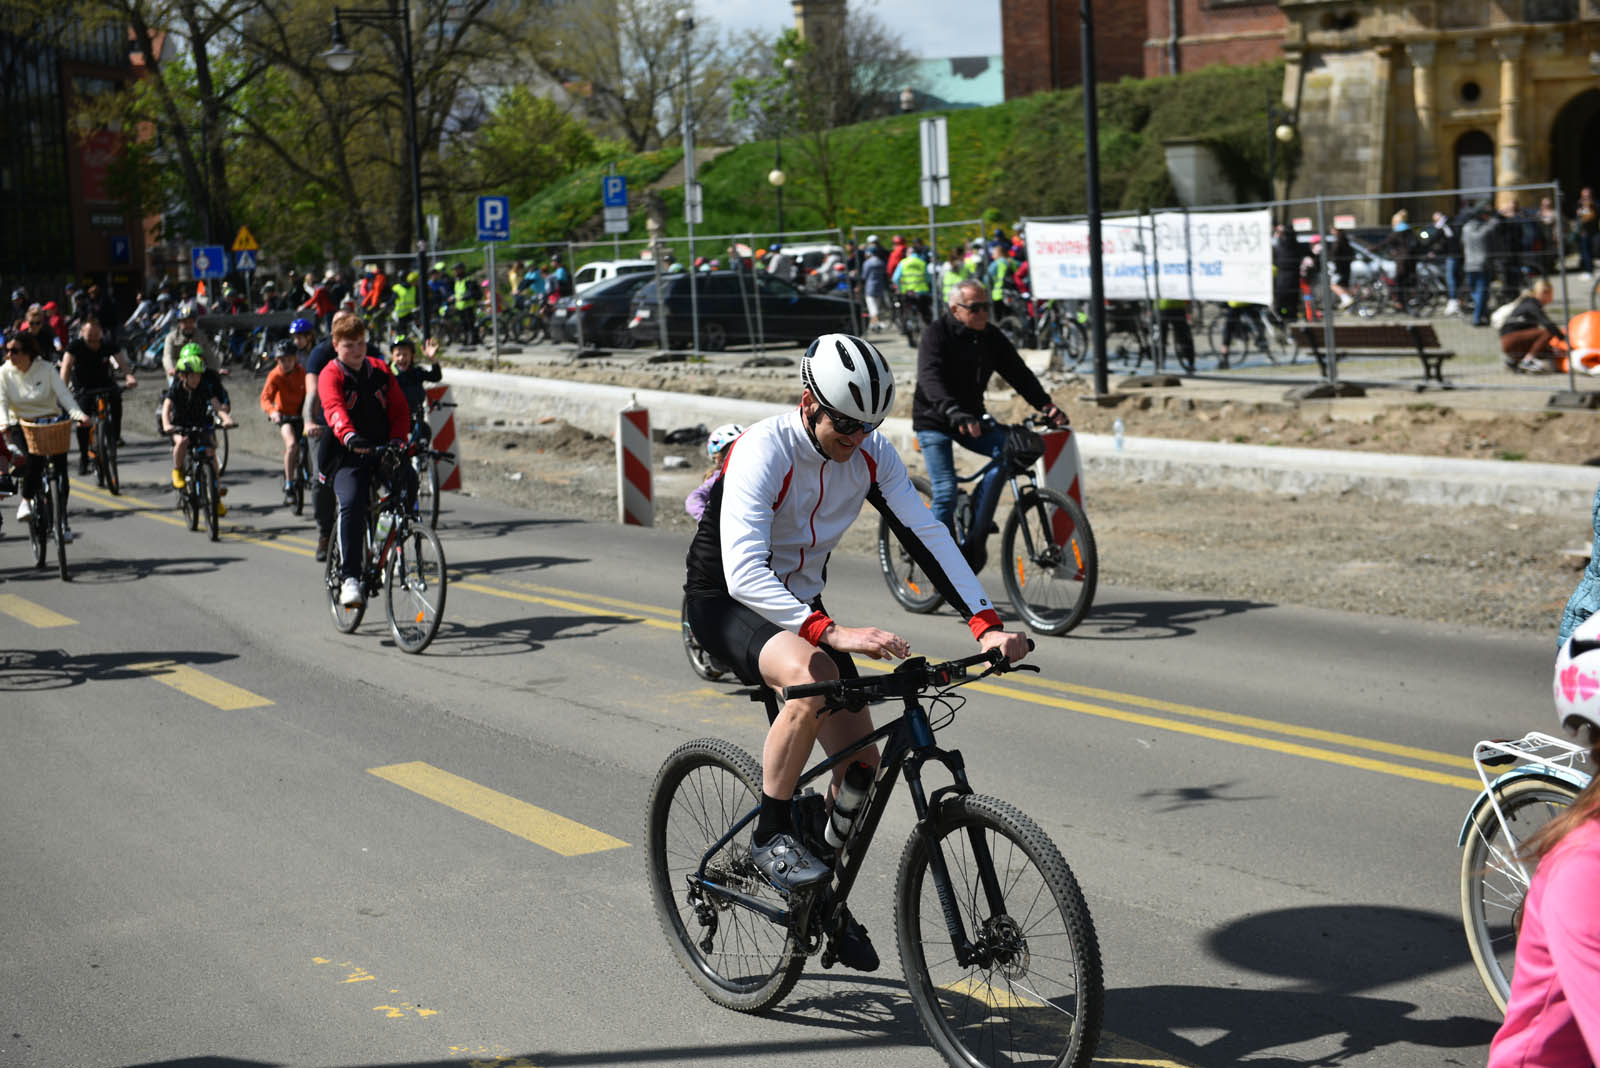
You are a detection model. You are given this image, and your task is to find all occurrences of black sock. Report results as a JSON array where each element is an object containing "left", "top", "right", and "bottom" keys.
[{"left": 753, "top": 793, "right": 793, "bottom": 845}]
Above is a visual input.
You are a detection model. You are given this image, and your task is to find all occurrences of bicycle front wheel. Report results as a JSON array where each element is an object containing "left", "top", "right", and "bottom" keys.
[
  {"left": 51, "top": 477, "right": 68, "bottom": 581},
  {"left": 293, "top": 444, "right": 308, "bottom": 516},
  {"left": 196, "top": 463, "right": 219, "bottom": 542},
  {"left": 646, "top": 738, "right": 805, "bottom": 1013},
  {"left": 878, "top": 474, "right": 947, "bottom": 614},
  {"left": 896, "top": 793, "right": 1103, "bottom": 1068},
  {"left": 214, "top": 420, "right": 230, "bottom": 476},
  {"left": 1460, "top": 774, "right": 1581, "bottom": 1011},
  {"left": 1001, "top": 488, "right": 1097, "bottom": 636},
  {"left": 385, "top": 522, "right": 447, "bottom": 653},
  {"left": 326, "top": 523, "right": 366, "bottom": 633},
  {"left": 28, "top": 492, "right": 47, "bottom": 569}
]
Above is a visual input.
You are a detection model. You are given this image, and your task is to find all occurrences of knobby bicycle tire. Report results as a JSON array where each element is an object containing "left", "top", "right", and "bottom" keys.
[
  {"left": 1460, "top": 774, "right": 1581, "bottom": 1011},
  {"left": 878, "top": 474, "right": 946, "bottom": 614},
  {"left": 1000, "top": 488, "right": 1097, "bottom": 636},
  {"left": 52, "top": 474, "right": 68, "bottom": 581},
  {"left": 646, "top": 738, "right": 805, "bottom": 1013},
  {"left": 326, "top": 520, "right": 366, "bottom": 633},
  {"left": 385, "top": 521, "right": 447, "bottom": 653},
  {"left": 895, "top": 793, "right": 1103, "bottom": 1068}
]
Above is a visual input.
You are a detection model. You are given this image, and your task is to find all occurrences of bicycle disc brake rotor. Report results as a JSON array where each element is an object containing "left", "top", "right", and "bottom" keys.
[{"left": 980, "top": 914, "right": 1030, "bottom": 981}]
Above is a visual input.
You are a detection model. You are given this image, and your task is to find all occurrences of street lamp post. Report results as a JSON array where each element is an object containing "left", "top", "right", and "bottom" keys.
[
  {"left": 676, "top": 8, "right": 700, "bottom": 354},
  {"left": 767, "top": 56, "right": 795, "bottom": 238},
  {"left": 323, "top": 0, "right": 430, "bottom": 340},
  {"left": 769, "top": 156, "right": 786, "bottom": 234},
  {"left": 1266, "top": 98, "right": 1296, "bottom": 223}
]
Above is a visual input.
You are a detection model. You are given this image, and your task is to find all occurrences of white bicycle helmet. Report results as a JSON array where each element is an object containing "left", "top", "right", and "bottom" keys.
[
  {"left": 800, "top": 333, "right": 894, "bottom": 425},
  {"left": 706, "top": 423, "right": 743, "bottom": 460},
  {"left": 1555, "top": 613, "right": 1600, "bottom": 745}
]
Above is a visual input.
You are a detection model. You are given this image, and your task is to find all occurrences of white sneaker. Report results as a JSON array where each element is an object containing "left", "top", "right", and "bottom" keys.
[
  {"left": 339, "top": 577, "right": 363, "bottom": 606},
  {"left": 60, "top": 526, "right": 75, "bottom": 543},
  {"left": 16, "top": 498, "right": 31, "bottom": 521},
  {"left": 1444, "top": 299, "right": 1461, "bottom": 316},
  {"left": 1337, "top": 294, "right": 1355, "bottom": 310}
]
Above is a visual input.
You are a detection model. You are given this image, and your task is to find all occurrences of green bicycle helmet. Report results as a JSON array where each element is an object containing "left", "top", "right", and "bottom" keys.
[{"left": 175, "top": 343, "right": 206, "bottom": 375}]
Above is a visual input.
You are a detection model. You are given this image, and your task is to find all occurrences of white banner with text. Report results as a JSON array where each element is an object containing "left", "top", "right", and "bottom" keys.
[{"left": 1027, "top": 210, "right": 1273, "bottom": 306}]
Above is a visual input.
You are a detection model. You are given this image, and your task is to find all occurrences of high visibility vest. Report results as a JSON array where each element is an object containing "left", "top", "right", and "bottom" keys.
[
  {"left": 392, "top": 282, "right": 416, "bottom": 319},
  {"left": 453, "top": 278, "right": 474, "bottom": 311},
  {"left": 898, "top": 255, "right": 929, "bottom": 293},
  {"left": 941, "top": 265, "right": 968, "bottom": 304},
  {"left": 989, "top": 257, "right": 1014, "bottom": 300}
]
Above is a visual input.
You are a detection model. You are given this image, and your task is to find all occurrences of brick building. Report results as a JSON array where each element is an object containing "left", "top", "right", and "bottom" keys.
[
  {"left": 1000, "top": 0, "right": 1147, "bottom": 99},
  {"left": 1143, "top": 1, "right": 1286, "bottom": 78}
]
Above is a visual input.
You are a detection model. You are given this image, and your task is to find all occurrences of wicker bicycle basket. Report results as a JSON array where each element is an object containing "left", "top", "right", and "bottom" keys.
[{"left": 20, "top": 419, "right": 72, "bottom": 457}]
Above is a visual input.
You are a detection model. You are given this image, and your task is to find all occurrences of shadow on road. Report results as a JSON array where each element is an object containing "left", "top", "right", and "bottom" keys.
[
  {"left": 442, "top": 515, "right": 585, "bottom": 541},
  {"left": 1070, "top": 596, "right": 1275, "bottom": 640},
  {"left": 0, "top": 647, "right": 242, "bottom": 692},
  {"left": 0, "top": 554, "right": 242, "bottom": 585},
  {"left": 1136, "top": 779, "right": 1273, "bottom": 813},
  {"left": 1102, "top": 903, "right": 1498, "bottom": 1066},
  {"left": 420, "top": 611, "right": 633, "bottom": 656},
  {"left": 450, "top": 553, "right": 587, "bottom": 579}
]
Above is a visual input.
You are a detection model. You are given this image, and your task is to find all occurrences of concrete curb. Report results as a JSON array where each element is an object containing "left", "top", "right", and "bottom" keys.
[{"left": 442, "top": 368, "right": 1600, "bottom": 517}]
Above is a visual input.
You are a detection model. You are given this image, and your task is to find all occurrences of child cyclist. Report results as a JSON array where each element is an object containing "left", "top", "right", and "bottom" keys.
[
  {"left": 685, "top": 422, "right": 742, "bottom": 521},
  {"left": 387, "top": 334, "right": 442, "bottom": 433},
  {"left": 162, "top": 346, "right": 236, "bottom": 514},
  {"left": 260, "top": 338, "right": 308, "bottom": 505}
]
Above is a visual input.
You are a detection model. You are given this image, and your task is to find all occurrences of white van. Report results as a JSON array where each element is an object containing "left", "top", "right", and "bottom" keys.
[{"left": 573, "top": 259, "right": 656, "bottom": 294}]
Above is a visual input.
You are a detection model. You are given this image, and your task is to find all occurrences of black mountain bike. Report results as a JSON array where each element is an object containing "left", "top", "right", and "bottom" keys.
[
  {"left": 169, "top": 423, "right": 222, "bottom": 541},
  {"left": 646, "top": 647, "right": 1103, "bottom": 1068},
  {"left": 325, "top": 444, "right": 448, "bottom": 653},
  {"left": 275, "top": 414, "right": 311, "bottom": 515},
  {"left": 18, "top": 418, "right": 72, "bottom": 580},
  {"left": 879, "top": 418, "right": 1098, "bottom": 636},
  {"left": 80, "top": 385, "right": 124, "bottom": 495}
]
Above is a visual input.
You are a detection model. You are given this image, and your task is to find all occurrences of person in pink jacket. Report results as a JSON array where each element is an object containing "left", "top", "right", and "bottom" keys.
[{"left": 1489, "top": 616, "right": 1600, "bottom": 1067}]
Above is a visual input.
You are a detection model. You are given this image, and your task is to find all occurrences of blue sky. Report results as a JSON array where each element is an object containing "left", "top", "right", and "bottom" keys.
[{"left": 703, "top": 0, "right": 1003, "bottom": 59}]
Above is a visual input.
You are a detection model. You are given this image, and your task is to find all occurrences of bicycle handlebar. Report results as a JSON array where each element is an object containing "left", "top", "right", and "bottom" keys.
[{"left": 780, "top": 640, "right": 1036, "bottom": 706}]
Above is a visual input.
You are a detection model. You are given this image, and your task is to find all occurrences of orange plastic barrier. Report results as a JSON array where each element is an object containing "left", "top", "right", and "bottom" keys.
[{"left": 1566, "top": 310, "right": 1600, "bottom": 374}]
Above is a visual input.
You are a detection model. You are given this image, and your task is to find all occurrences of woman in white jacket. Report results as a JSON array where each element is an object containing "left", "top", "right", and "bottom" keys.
[{"left": 0, "top": 332, "right": 88, "bottom": 537}]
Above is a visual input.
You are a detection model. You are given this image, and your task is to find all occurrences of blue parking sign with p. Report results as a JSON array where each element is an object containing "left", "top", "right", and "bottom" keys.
[
  {"left": 602, "top": 175, "right": 627, "bottom": 208},
  {"left": 477, "top": 195, "right": 510, "bottom": 242}
]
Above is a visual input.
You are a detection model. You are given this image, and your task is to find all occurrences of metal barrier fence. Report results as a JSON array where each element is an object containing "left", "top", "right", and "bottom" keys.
[{"left": 1022, "top": 181, "right": 1591, "bottom": 395}]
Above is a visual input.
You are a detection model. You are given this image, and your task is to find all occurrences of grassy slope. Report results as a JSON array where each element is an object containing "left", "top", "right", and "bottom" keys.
[{"left": 509, "top": 62, "right": 1287, "bottom": 257}]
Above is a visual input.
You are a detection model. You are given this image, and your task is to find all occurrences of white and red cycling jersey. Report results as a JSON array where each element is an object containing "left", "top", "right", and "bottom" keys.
[{"left": 684, "top": 407, "right": 1002, "bottom": 644}]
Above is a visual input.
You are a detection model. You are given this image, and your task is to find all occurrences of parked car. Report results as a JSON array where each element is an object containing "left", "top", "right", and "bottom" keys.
[
  {"left": 552, "top": 272, "right": 657, "bottom": 349},
  {"left": 573, "top": 259, "right": 656, "bottom": 294},
  {"left": 627, "top": 270, "right": 863, "bottom": 350}
]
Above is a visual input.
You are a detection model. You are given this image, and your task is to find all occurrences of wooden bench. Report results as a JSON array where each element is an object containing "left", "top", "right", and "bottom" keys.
[{"left": 1287, "top": 321, "right": 1455, "bottom": 387}]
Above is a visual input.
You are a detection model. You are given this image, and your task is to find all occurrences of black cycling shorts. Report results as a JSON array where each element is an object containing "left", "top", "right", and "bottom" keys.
[{"left": 684, "top": 593, "right": 860, "bottom": 722}]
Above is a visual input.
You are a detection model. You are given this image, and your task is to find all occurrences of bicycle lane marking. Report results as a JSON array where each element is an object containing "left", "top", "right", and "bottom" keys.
[
  {"left": 368, "top": 761, "right": 628, "bottom": 856},
  {"left": 0, "top": 594, "right": 76, "bottom": 628},
  {"left": 124, "top": 658, "right": 274, "bottom": 711}
]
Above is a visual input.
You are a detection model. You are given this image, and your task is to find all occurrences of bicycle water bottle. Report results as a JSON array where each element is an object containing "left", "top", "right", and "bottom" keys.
[
  {"left": 1113, "top": 417, "right": 1125, "bottom": 453},
  {"left": 375, "top": 512, "right": 394, "bottom": 543},
  {"left": 824, "top": 760, "right": 874, "bottom": 849}
]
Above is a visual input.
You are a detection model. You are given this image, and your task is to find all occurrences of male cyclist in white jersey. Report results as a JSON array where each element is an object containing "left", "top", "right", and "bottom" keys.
[{"left": 682, "top": 332, "right": 1029, "bottom": 970}]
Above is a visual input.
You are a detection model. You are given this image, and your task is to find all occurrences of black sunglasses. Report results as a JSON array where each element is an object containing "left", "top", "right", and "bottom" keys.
[
  {"left": 957, "top": 300, "right": 991, "bottom": 313},
  {"left": 824, "top": 408, "right": 879, "bottom": 435}
]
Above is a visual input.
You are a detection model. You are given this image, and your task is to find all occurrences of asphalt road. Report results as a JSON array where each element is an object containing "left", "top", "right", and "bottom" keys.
[{"left": 0, "top": 428, "right": 1547, "bottom": 1068}]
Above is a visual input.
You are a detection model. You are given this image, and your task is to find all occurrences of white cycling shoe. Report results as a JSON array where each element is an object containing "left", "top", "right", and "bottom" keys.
[{"left": 339, "top": 577, "right": 364, "bottom": 606}]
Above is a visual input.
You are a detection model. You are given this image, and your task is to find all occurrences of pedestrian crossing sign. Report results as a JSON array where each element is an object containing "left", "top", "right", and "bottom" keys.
[{"left": 231, "top": 226, "right": 259, "bottom": 251}]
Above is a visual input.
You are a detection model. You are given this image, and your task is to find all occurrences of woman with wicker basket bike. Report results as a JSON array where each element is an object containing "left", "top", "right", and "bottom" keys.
[{"left": 0, "top": 331, "right": 89, "bottom": 542}]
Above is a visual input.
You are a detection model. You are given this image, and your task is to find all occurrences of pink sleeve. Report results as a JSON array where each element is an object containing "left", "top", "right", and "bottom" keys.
[{"left": 1544, "top": 844, "right": 1600, "bottom": 1062}]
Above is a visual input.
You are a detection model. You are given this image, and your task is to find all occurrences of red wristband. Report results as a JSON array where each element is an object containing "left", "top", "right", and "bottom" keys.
[{"left": 800, "top": 610, "right": 834, "bottom": 647}]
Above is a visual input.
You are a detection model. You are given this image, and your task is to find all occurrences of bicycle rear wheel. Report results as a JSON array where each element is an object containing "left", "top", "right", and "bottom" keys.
[
  {"left": 1460, "top": 774, "right": 1581, "bottom": 1011},
  {"left": 422, "top": 453, "right": 441, "bottom": 529},
  {"left": 385, "top": 521, "right": 447, "bottom": 653},
  {"left": 878, "top": 475, "right": 947, "bottom": 614},
  {"left": 646, "top": 738, "right": 805, "bottom": 1013},
  {"left": 896, "top": 793, "right": 1102, "bottom": 1068},
  {"left": 326, "top": 521, "right": 366, "bottom": 632},
  {"left": 1000, "top": 488, "right": 1097, "bottom": 636}
]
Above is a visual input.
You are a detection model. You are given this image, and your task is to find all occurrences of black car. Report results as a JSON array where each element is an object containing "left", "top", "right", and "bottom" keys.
[
  {"left": 627, "top": 270, "right": 863, "bottom": 350},
  {"left": 552, "top": 272, "right": 657, "bottom": 349}
]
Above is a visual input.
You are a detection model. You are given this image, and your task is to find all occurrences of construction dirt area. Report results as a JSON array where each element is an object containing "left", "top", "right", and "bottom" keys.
[{"left": 445, "top": 358, "right": 1600, "bottom": 636}]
